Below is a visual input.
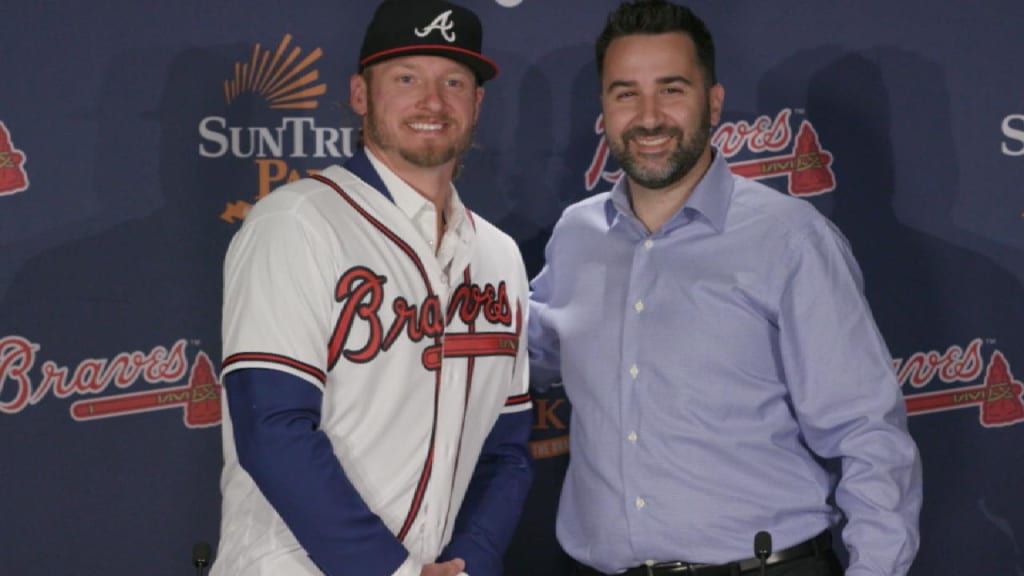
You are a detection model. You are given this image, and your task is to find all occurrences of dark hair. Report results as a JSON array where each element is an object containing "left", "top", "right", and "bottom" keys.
[{"left": 596, "top": 0, "right": 717, "bottom": 86}]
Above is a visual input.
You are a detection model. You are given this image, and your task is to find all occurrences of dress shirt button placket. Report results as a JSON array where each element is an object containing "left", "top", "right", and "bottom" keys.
[{"left": 621, "top": 244, "right": 649, "bottom": 530}]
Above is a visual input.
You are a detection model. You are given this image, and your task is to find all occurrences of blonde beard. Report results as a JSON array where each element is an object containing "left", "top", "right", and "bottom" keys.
[{"left": 364, "top": 97, "right": 474, "bottom": 169}]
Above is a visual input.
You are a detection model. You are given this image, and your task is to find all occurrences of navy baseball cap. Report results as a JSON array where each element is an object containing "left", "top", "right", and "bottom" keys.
[{"left": 359, "top": 0, "right": 499, "bottom": 83}]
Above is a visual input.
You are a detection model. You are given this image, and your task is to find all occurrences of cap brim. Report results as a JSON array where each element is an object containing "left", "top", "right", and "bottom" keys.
[{"left": 360, "top": 45, "right": 499, "bottom": 82}]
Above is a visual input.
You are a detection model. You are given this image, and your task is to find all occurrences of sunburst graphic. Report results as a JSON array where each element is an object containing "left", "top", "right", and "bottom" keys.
[{"left": 224, "top": 34, "right": 326, "bottom": 110}]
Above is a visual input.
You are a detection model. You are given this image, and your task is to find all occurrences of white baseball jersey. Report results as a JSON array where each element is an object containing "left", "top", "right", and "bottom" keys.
[{"left": 214, "top": 160, "right": 532, "bottom": 575}]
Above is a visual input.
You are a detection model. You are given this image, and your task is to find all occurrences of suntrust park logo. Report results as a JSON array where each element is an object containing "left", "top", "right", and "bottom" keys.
[
  {"left": 1002, "top": 112, "right": 1024, "bottom": 156},
  {"left": 586, "top": 108, "right": 836, "bottom": 196},
  {"left": 199, "top": 34, "right": 356, "bottom": 224},
  {"left": 0, "top": 122, "right": 29, "bottom": 197},
  {"left": 900, "top": 339, "right": 1024, "bottom": 427},
  {"left": 997, "top": 113, "right": 1023, "bottom": 220},
  {"left": 0, "top": 336, "right": 222, "bottom": 428}
]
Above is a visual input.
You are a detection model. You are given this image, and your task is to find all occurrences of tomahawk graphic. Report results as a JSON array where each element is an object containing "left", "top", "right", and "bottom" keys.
[
  {"left": 904, "top": 351, "right": 1024, "bottom": 427},
  {"left": 728, "top": 121, "right": 835, "bottom": 197},
  {"left": 70, "top": 352, "right": 221, "bottom": 427}
]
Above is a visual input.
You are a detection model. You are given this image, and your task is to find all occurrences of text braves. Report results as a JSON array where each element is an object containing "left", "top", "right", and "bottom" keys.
[
  {"left": 0, "top": 337, "right": 188, "bottom": 414},
  {"left": 327, "top": 266, "right": 513, "bottom": 370}
]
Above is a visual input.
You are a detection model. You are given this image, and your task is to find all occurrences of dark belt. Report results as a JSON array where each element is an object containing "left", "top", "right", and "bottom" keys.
[{"left": 575, "top": 530, "right": 832, "bottom": 576}]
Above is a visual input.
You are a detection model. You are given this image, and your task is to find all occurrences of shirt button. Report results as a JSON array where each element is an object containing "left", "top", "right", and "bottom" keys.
[
  {"left": 635, "top": 497, "right": 646, "bottom": 509},
  {"left": 634, "top": 300, "right": 644, "bottom": 313},
  {"left": 644, "top": 239, "right": 654, "bottom": 250},
  {"left": 629, "top": 365, "right": 639, "bottom": 379},
  {"left": 628, "top": 431, "right": 638, "bottom": 444}
]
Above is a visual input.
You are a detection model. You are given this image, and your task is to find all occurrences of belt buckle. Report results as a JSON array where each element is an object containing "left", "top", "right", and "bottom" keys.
[{"left": 646, "top": 561, "right": 691, "bottom": 575}]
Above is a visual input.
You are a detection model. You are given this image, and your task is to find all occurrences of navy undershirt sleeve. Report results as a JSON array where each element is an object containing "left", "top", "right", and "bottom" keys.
[
  {"left": 225, "top": 368, "right": 409, "bottom": 575},
  {"left": 439, "top": 409, "right": 534, "bottom": 576}
]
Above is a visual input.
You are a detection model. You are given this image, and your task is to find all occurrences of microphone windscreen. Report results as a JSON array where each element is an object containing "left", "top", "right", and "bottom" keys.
[
  {"left": 754, "top": 531, "right": 772, "bottom": 558},
  {"left": 192, "top": 541, "right": 212, "bottom": 567}
]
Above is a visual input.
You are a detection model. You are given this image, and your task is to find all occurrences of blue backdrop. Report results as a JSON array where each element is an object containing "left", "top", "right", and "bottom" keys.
[{"left": 2, "top": 1, "right": 1023, "bottom": 574}]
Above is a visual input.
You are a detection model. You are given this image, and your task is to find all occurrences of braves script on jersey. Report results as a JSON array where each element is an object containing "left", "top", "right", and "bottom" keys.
[{"left": 216, "top": 160, "right": 532, "bottom": 573}]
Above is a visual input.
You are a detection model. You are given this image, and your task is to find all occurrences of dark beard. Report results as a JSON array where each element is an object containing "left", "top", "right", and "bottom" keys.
[{"left": 608, "top": 105, "right": 712, "bottom": 190}]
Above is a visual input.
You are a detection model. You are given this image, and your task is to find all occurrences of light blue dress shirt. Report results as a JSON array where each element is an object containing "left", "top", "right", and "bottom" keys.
[{"left": 528, "top": 151, "right": 922, "bottom": 576}]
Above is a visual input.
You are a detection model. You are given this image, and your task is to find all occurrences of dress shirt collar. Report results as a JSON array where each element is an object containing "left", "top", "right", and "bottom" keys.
[
  {"left": 361, "top": 148, "right": 473, "bottom": 277},
  {"left": 364, "top": 147, "right": 463, "bottom": 229},
  {"left": 606, "top": 148, "right": 733, "bottom": 234}
]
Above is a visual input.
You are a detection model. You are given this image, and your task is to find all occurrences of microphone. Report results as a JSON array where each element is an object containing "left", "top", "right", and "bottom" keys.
[
  {"left": 192, "top": 541, "right": 212, "bottom": 576},
  {"left": 754, "top": 531, "right": 772, "bottom": 576}
]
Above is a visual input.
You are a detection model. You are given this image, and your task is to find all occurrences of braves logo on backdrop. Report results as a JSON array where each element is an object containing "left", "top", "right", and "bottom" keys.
[
  {"left": 414, "top": 10, "right": 457, "bottom": 42},
  {"left": 586, "top": 108, "right": 837, "bottom": 196},
  {"left": 0, "top": 122, "right": 29, "bottom": 197},
  {"left": 899, "top": 339, "right": 1024, "bottom": 428},
  {"left": 0, "top": 336, "right": 222, "bottom": 428},
  {"left": 198, "top": 34, "right": 356, "bottom": 224},
  {"left": 327, "top": 266, "right": 517, "bottom": 371}
]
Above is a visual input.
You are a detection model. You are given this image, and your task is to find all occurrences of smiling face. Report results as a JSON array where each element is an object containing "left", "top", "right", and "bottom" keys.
[
  {"left": 601, "top": 32, "right": 724, "bottom": 191},
  {"left": 351, "top": 54, "right": 484, "bottom": 174}
]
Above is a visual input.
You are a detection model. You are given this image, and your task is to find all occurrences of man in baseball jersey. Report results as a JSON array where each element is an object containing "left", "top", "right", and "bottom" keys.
[{"left": 212, "top": 1, "right": 533, "bottom": 575}]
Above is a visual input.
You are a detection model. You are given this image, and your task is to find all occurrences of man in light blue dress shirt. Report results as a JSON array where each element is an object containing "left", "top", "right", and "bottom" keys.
[{"left": 528, "top": 2, "right": 922, "bottom": 575}]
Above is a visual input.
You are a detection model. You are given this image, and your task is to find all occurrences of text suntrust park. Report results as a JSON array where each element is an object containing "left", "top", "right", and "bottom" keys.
[{"left": 198, "top": 117, "right": 357, "bottom": 159}]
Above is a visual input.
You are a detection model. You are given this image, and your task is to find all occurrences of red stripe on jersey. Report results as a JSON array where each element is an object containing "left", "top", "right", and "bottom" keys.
[
  {"left": 310, "top": 174, "right": 435, "bottom": 295},
  {"left": 421, "top": 333, "right": 518, "bottom": 369},
  {"left": 442, "top": 267, "right": 476, "bottom": 534},
  {"left": 398, "top": 369, "right": 441, "bottom": 542},
  {"left": 505, "top": 393, "right": 531, "bottom": 406},
  {"left": 222, "top": 352, "right": 326, "bottom": 385},
  {"left": 311, "top": 173, "right": 443, "bottom": 542}
]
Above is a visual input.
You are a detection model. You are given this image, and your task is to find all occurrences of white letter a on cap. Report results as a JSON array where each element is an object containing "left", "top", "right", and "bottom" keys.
[{"left": 414, "top": 10, "right": 456, "bottom": 43}]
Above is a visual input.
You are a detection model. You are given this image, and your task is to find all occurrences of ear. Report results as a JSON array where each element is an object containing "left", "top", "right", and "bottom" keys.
[
  {"left": 350, "top": 73, "right": 368, "bottom": 116},
  {"left": 709, "top": 83, "right": 725, "bottom": 126},
  {"left": 472, "top": 85, "right": 485, "bottom": 123}
]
